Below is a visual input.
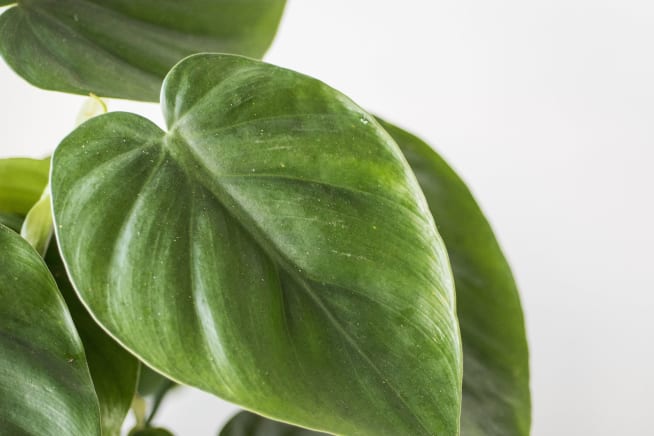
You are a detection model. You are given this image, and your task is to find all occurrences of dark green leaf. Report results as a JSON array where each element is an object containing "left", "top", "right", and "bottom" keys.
[
  {"left": 378, "top": 120, "right": 531, "bottom": 436},
  {"left": 0, "top": 155, "right": 136, "bottom": 434},
  {"left": 0, "top": 0, "right": 286, "bottom": 101},
  {"left": 0, "top": 157, "right": 49, "bottom": 214},
  {"left": 138, "top": 364, "right": 174, "bottom": 397},
  {"left": 46, "top": 243, "right": 139, "bottom": 436},
  {"left": 0, "top": 225, "right": 100, "bottom": 435},
  {"left": 0, "top": 211, "right": 23, "bottom": 231},
  {"left": 51, "top": 54, "right": 462, "bottom": 435},
  {"left": 128, "top": 427, "right": 174, "bottom": 436},
  {"left": 220, "top": 411, "right": 327, "bottom": 436}
]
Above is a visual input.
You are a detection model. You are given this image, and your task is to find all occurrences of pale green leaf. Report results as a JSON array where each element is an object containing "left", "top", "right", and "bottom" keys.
[
  {"left": 0, "top": 157, "right": 49, "bottom": 214},
  {"left": 75, "top": 93, "right": 108, "bottom": 126},
  {"left": 20, "top": 189, "right": 53, "bottom": 256}
]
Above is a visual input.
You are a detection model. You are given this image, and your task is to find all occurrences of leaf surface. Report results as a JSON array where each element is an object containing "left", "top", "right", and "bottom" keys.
[
  {"left": 216, "top": 122, "right": 531, "bottom": 436},
  {"left": 0, "top": 157, "right": 49, "bottom": 214},
  {"left": 0, "top": 225, "right": 101, "bottom": 435},
  {"left": 0, "top": 0, "right": 286, "bottom": 100},
  {"left": 0, "top": 155, "right": 137, "bottom": 435},
  {"left": 0, "top": 211, "right": 22, "bottom": 231},
  {"left": 46, "top": 244, "right": 139, "bottom": 436},
  {"left": 379, "top": 120, "right": 531, "bottom": 436},
  {"left": 51, "top": 54, "right": 462, "bottom": 435},
  {"left": 216, "top": 121, "right": 532, "bottom": 436}
]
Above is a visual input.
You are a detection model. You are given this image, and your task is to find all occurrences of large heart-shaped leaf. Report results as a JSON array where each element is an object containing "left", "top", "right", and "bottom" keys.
[
  {"left": 0, "top": 0, "right": 286, "bottom": 101},
  {"left": 0, "top": 157, "right": 49, "bottom": 214},
  {"left": 378, "top": 120, "right": 531, "bottom": 436},
  {"left": 51, "top": 54, "right": 462, "bottom": 435},
  {"left": 0, "top": 225, "right": 101, "bottom": 435},
  {"left": 46, "top": 244, "right": 139, "bottom": 436},
  {"left": 217, "top": 121, "right": 531, "bottom": 436}
]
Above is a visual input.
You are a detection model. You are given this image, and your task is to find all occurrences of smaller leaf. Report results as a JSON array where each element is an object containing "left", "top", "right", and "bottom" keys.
[
  {"left": 220, "top": 411, "right": 327, "bottom": 436},
  {"left": 0, "top": 157, "right": 49, "bottom": 214},
  {"left": 0, "top": 0, "right": 286, "bottom": 100},
  {"left": 128, "top": 427, "right": 174, "bottom": 436},
  {"left": 138, "top": 365, "right": 175, "bottom": 397},
  {"left": 1, "top": 150, "right": 135, "bottom": 434},
  {"left": 0, "top": 224, "right": 101, "bottom": 435}
]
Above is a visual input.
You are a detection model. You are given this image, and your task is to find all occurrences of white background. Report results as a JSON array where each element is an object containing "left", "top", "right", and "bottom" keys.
[{"left": 1, "top": 1, "right": 653, "bottom": 435}]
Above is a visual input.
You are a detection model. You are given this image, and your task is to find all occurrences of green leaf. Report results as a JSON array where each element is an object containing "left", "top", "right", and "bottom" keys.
[
  {"left": 46, "top": 243, "right": 139, "bottom": 436},
  {"left": 0, "top": 0, "right": 286, "bottom": 101},
  {"left": 128, "top": 428, "right": 174, "bottom": 436},
  {"left": 51, "top": 54, "right": 462, "bottom": 435},
  {"left": 0, "top": 225, "right": 101, "bottom": 435},
  {"left": 0, "top": 212, "right": 23, "bottom": 231},
  {"left": 378, "top": 120, "right": 531, "bottom": 436},
  {"left": 220, "top": 411, "right": 327, "bottom": 436},
  {"left": 0, "top": 153, "right": 135, "bottom": 434},
  {"left": 0, "top": 157, "right": 49, "bottom": 214},
  {"left": 138, "top": 364, "right": 174, "bottom": 397}
]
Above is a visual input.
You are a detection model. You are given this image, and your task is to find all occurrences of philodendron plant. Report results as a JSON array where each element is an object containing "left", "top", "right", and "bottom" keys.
[{"left": 0, "top": 2, "right": 530, "bottom": 435}]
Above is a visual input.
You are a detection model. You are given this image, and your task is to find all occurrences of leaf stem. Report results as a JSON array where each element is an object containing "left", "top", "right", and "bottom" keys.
[{"left": 132, "top": 395, "right": 147, "bottom": 428}]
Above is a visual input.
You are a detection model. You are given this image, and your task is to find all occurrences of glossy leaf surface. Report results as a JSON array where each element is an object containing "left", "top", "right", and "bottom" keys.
[
  {"left": 46, "top": 244, "right": 139, "bottom": 436},
  {"left": 379, "top": 120, "right": 531, "bottom": 436},
  {"left": 0, "top": 0, "right": 286, "bottom": 101},
  {"left": 0, "top": 152, "right": 137, "bottom": 434},
  {"left": 216, "top": 122, "right": 531, "bottom": 436},
  {"left": 0, "top": 157, "right": 49, "bottom": 214},
  {"left": 51, "top": 54, "right": 462, "bottom": 435},
  {"left": 220, "top": 411, "right": 326, "bottom": 436},
  {"left": 0, "top": 225, "right": 101, "bottom": 435}
]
